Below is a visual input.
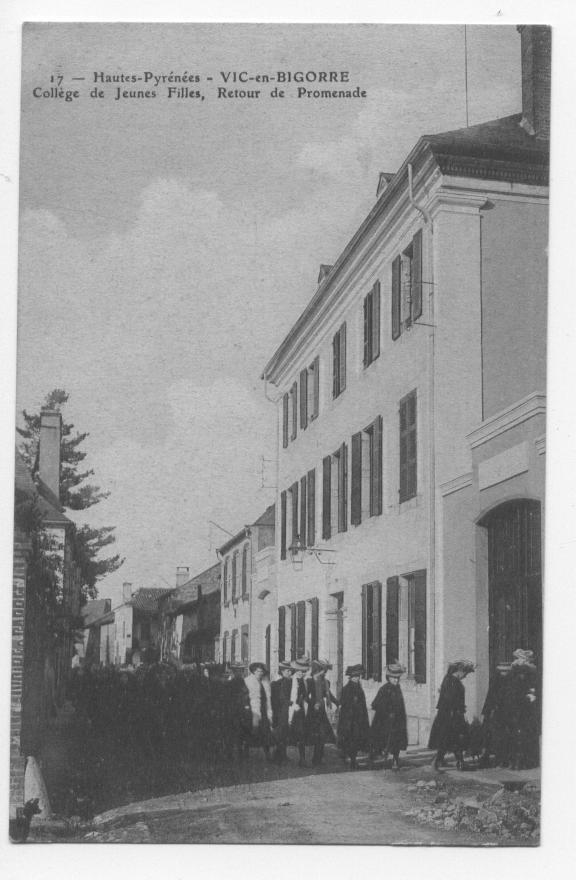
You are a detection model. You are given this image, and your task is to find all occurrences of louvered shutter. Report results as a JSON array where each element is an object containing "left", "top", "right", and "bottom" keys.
[
  {"left": 312, "top": 356, "right": 320, "bottom": 418},
  {"left": 322, "top": 456, "right": 331, "bottom": 540},
  {"left": 363, "top": 293, "right": 371, "bottom": 367},
  {"left": 223, "top": 559, "right": 228, "bottom": 603},
  {"left": 241, "top": 624, "right": 249, "bottom": 662},
  {"left": 300, "top": 368, "right": 308, "bottom": 429},
  {"left": 310, "top": 597, "right": 319, "bottom": 660},
  {"left": 300, "top": 475, "right": 307, "bottom": 547},
  {"left": 297, "top": 601, "right": 306, "bottom": 658},
  {"left": 291, "top": 482, "right": 299, "bottom": 542},
  {"left": 280, "top": 490, "right": 287, "bottom": 560},
  {"left": 241, "top": 544, "right": 248, "bottom": 597},
  {"left": 412, "top": 229, "right": 423, "bottom": 321},
  {"left": 392, "top": 255, "right": 401, "bottom": 340},
  {"left": 307, "top": 469, "right": 316, "bottom": 547},
  {"left": 361, "top": 584, "right": 368, "bottom": 675},
  {"left": 372, "top": 281, "right": 381, "bottom": 360},
  {"left": 340, "top": 323, "right": 347, "bottom": 393},
  {"left": 386, "top": 577, "right": 400, "bottom": 666},
  {"left": 413, "top": 570, "right": 427, "bottom": 683},
  {"left": 372, "top": 415, "right": 383, "bottom": 516},
  {"left": 282, "top": 394, "right": 289, "bottom": 448},
  {"left": 351, "top": 431, "right": 362, "bottom": 526},
  {"left": 339, "top": 442, "right": 348, "bottom": 532},
  {"left": 290, "top": 382, "right": 298, "bottom": 440},
  {"left": 278, "top": 607, "right": 285, "bottom": 662},
  {"left": 332, "top": 331, "right": 339, "bottom": 398},
  {"left": 372, "top": 582, "right": 383, "bottom": 682},
  {"left": 290, "top": 603, "right": 297, "bottom": 661},
  {"left": 232, "top": 552, "right": 237, "bottom": 600}
]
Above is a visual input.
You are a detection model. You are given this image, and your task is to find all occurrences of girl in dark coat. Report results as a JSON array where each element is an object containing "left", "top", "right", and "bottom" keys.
[
  {"left": 271, "top": 662, "right": 294, "bottom": 764},
  {"left": 337, "top": 664, "right": 370, "bottom": 769},
  {"left": 507, "top": 649, "right": 540, "bottom": 770},
  {"left": 287, "top": 658, "right": 311, "bottom": 766},
  {"left": 305, "top": 659, "right": 338, "bottom": 766},
  {"left": 370, "top": 663, "right": 408, "bottom": 768},
  {"left": 479, "top": 662, "right": 512, "bottom": 767},
  {"left": 429, "top": 660, "right": 474, "bottom": 770}
]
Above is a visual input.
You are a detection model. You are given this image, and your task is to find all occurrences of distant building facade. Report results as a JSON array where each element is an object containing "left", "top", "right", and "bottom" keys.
[{"left": 160, "top": 563, "right": 221, "bottom": 664}]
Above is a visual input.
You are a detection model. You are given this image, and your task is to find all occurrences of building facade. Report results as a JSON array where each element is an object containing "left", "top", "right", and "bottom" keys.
[
  {"left": 262, "top": 26, "right": 548, "bottom": 743},
  {"left": 218, "top": 505, "right": 276, "bottom": 670},
  {"left": 160, "top": 563, "right": 221, "bottom": 664}
]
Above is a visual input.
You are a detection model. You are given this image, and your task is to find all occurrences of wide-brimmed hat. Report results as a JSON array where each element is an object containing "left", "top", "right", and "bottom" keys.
[
  {"left": 512, "top": 649, "right": 536, "bottom": 668},
  {"left": 448, "top": 659, "right": 475, "bottom": 675},
  {"left": 278, "top": 661, "right": 293, "bottom": 672},
  {"left": 291, "top": 656, "right": 311, "bottom": 671},
  {"left": 249, "top": 661, "right": 268, "bottom": 674},
  {"left": 311, "top": 658, "right": 332, "bottom": 674},
  {"left": 386, "top": 662, "right": 406, "bottom": 678},
  {"left": 496, "top": 662, "right": 512, "bottom": 673},
  {"left": 345, "top": 664, "right": 364, "bottom": 677}
]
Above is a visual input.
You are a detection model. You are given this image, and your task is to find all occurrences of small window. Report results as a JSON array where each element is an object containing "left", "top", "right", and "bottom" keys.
[
  {"left": 399, "top": 391, "right": 417, "bottom": 503},
  {"left": 362, "top": 581, "right": 382, "bottom": 681}
]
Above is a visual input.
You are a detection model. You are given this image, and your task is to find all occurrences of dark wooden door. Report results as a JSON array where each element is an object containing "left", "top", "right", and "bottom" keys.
[{"left": 484, "top": 500, "right": 542, "bottom": 673}]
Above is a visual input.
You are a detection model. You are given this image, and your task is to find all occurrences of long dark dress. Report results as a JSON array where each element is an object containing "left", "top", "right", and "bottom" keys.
[
  {"left": 428, "top": 673, "right": 469, "bottom": 754},
  {"left": 271, "top": 676, "right": 293, "bottom": 744},
  {"left": 481, "top": 671, "right": 510, "bottom": 764},
  {"left": 337, "top": 680, "right": 370, "bottom": 755},
  {"left": 305, "top": 676, "right": 336, "bottom": 745},
  {"left": 287, "top": 678, "right": 309, "bottom": 745},
  {"left": 506, "top": 666, "right": 540, "bottom": 769},
  {"left": 370, "top": 682, "right": 408, "bottom": 755}
]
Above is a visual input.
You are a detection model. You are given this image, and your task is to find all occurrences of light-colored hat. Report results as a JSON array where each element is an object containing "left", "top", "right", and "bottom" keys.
[
  {"left": 386, "top": 662, "right": 406, "bottom": 678},
  {"left": 291, "top": 656, "right": 311, "bottom": 671},
  {"left": 448, "top": 659, "right": 475, "bottom": 675},
  {"left": 311, "top": 658, "right": 332, "bottom": 674},
  {"left": 278, "top": 661, "right": 293, "bottom": 672},
  {"left": 512, "top": 649, "right": 536, "bottom": 666}
]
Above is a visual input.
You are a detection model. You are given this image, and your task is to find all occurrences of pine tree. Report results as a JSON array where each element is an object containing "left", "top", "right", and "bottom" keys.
[{"left": 17, "top": 389, "right": 124, "bottom": 601}]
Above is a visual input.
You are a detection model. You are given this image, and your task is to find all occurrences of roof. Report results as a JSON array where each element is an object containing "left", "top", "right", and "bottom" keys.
[
  {"left": 160, "top": 562, "right": 221, "bottom": 614},
  {"left": 262, "top": 113, "right": 549, "bottom": 383},
  {"left": 217, "top": 504, "right": 276, "bottom": 555},
  {"left": 14, "top": 446, "right": 71, "bottom": 527},
  {"left": 126, "top": 587, "right": 173, "bottom": 613},
  {"left": 81, "top": 598, "right": 111, "bottom": 627}
]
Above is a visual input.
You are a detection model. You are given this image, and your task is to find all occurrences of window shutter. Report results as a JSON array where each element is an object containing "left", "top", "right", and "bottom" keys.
[
  {"left": 290, "top": 603, "right": 297, "bottom": 661},
  {"left": 265, "top": 624, "right": 271, "bottom": 671},
  {"left": 297, "top": 600, "right": 306, "bottom": 658},
  {"left": 363, "top": 293, "right": 371, "bottom": 367},
  {"left": 310, "top": 597, "right": 319, "bottom": 661},
  {"left": 231, "top": 629, "right": 237, "bottom": 663},
  {"left": 392, "top": 255, "right": 401, "bottom": 340},
  {"left": 372, "top": 415, "right": 383, "bottom": 516},
  {"left": 340, "top": 323, "right": 347, "bottom": 393},
  {"left": 232, "top": 552, "right": 237, "bottom": 600},
  {"left": 414, "top": 570, "right": 427, "bottom": 683},
  {"left": 322, "top": 456, "right": 331, "bottom": 540},
  {"left": 307, "top": 469, "right": 316, "bottom": 547},
  {"left": 241, "top": 624, "right": 249, "bottom": 662},
  {"left": 291, "top": 482, "right": 299, "bottom": 542},
  {"left": 412, "top": 229, "right": 423, "bottom": 321},
  {"left": 300, "top": 368, "right": 308, "bottom": 429},
  {"left": 312, "top": 356, "right": 320, "bottom": 418},
  {"left": 372, "top": 280, "right": 381, "bottom": 360},
  {"left": 361, "top": 584, "right": 368, "bottom": 676},
  {"left": 242, "top": 545, "right": 248, "bottom": 597},
  {"left": 332, "top": 331, "right": 339, "bottom": 398},
  {"left": 282, "top": 393, "right": 289, "bottom": 448},
  {"left": 400, "top": 391, "right": 417, "bottom": 502},
  {"left": 386, "top": 577, "right": 400, "bottom": 665},
  {"left": 351, "top": 431, "right": 362, "bottom": 526},
  {"left": 339, "top": 441, "right": 348, "bottom": 532},
  {"left": 278, "top": 607, "right": 286, "bottom": 662},
  {"left": 372, "top": 582, "right": 383, "bottom": 682},
  {"left": 280, "top": 490, "right": 287, "bottom": 560},
  {"left": 290, "top": 382, "right": 298, "bottom": 441},
  {"left": 223, "top": 559, "right": 228, "bottom": 603},
  {"left": 300, "top": 475, "right": 307, "bottom": 547}
]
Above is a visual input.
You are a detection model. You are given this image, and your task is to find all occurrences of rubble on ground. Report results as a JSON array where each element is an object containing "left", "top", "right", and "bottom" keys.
[{"left": 404, "top": 779, "right": 540, "bottom": 842}]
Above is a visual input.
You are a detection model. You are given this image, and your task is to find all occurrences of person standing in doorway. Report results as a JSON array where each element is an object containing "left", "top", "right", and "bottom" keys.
[
  {"left": 429, "top": 660, "right": 475, "bottom": 771},
  {"left": 370, "top": 663, "right": 408, "bottom": 769}
]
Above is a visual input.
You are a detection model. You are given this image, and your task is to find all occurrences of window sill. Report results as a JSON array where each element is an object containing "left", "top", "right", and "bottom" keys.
[{"left": 397, "top": 494, "right": 421, "bottom": 512}]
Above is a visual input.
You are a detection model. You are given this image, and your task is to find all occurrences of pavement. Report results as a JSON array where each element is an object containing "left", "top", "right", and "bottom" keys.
[{"left": 27, "top": 746, "right": 540, "bottom": 846}]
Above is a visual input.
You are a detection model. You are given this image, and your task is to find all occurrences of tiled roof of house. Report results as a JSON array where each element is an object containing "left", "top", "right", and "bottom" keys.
[
  {"left": 81, "top": 598, "right": 111, "bottom": 627},
  {"left": 126, "top": 587, "right": 173, "bottom": 613},
  {"left": 161, "top": 562, "right": 221, "bottom": 613},
  {"left": 252, "top": 504, "right": 275, "bottom": 528}
]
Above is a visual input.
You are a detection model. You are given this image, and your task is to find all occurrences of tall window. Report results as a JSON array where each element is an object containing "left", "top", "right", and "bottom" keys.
[
  {"left": 231, "top": 629, "right": 238, "bottom": 664},
  {"left": 332, "top": 323, "right": 347, "bottom": 398},
  {"left": 392, "top": 229, "right": 422, "bottom": 340},
  {"left": 282, "top": 393, "right": 289, "bottom": 448},
  {"left": 362, "top": 581, "right": 382, "bottom": 681},
  {"left": 310, "top": 597, "right": 319, "bottom": 661},
  {"left": 290, "top": 482, "right": 299, "bottom": 544},
  {"left": 322, "top": 455, "right": 331, "bottom": 540},
  {"left": 241, "top": 624, "right": 249, "bottom": 662},
  {"left": 289, "top": 603, "right": 297, "bottom": 661},
  {"left": 351, "top": 415, "right": 383, "bottom": 525},
  {"left": 330, "top": 443, "right": 348, "bottom": 534},
  {"left": 299, "top": 474, "right": 307, "bottom": 547},
  {"left": 223, "top": 558, "right": 229, "bottom": 603},
  {"left": 386, "top": 571, "right": 426, "bottom": 683},
  {"left": 296, "top": 601, "right": 306, "bottom": 659},
  {"left": 232, "top": 550, "right": 238, "bottom": 601},
  {"left": 241, "top": 544, "right": 249, "bottom": 598},
  {"left": 278, "top": 606, "right": 286, "bottom": 662},
  {"left": 308, "top": 356, "right": 320, "bottom": 421},
  {"left": 290, "top": 381, "right": 298, "bottom": 441},
  {"left": 399, "top": 390, "right": 417, "bottom": 502},
  {"left": 307, "top": 469, "right": 316, "bottom": 547},
  {"left": 363, "top": 280, "right": 381, "bottom": 368}
]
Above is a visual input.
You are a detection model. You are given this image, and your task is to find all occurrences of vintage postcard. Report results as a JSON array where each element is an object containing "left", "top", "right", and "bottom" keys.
[{"left": 6, "top": 15, "right": 555, "bottom": 854}]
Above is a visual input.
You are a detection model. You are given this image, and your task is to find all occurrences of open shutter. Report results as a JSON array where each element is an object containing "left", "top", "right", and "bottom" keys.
[
  {"left": 300, "top": 368, "right": 308, "bottom": 429},
  {"left": 242, "top": 545, "right": 248, "bottom": 597},
  {"left": 340, "top": 323, "right": 347, "bottom": 393},
  {"left": 312, "top": 356, "right": 320, "bottom": 418},
  {"left": 351, "top": 431, "right": 362, "bottom": 526},
  {"left": 372, "top": 415, "right": 383, "bottom": 516},
  {"left": 413, "top": 570, "right": 427, "bottom": 683},
  {"left": 310, "top": 597, "right": 319, "bottom": 660},
  {"left": 296, "top": 601, "right": 306, "bottom": 658},
  {"left": 290, "top": 603, "right": 297, "bottom": 661},
  {"left": 372, "top": 280, "right": 381, "bottom": 360},
  {"left": 291, "top": 482, "right": 299, "bottom": 542},
  {"left": 386, "top": 577, "right": 400, "bottom": 665},
  {"left": 280, "top": 490, "right": 287, "bottom": 560},
  {"left": 392, "top": 255, "right": 401, "bottom": 340},
  {"left": 361, "top": 584, "right": 368, "bottom": 676},
  {"left": 307, "top": 469, "right": 316, "bottom": 547},
  {"left": 232, "top": 552, "right": 237, "bottom": 601},
  {"left": 300, "top": 475, "right": 307, "bottom": 547},
  {"left": 290, "top": 382, "right": 298, "bottom": 440},
  {"left": 223, "top": 559, "right": 228, "bottom": 603},
  {"left": 339, "top": 441, "right": 348, "bottom": 532},
  {"left": 372, "top": 582, "right": 383, "bottom": 682},
  {"left": 363, "top": 293, "right": 371, "bottom": 366},
  {"left": 322, "top": 456, "right": 331, "bottom": 540},
  {"left": 282, "top": 394, "right": 289, "bottom": 448},
  {"left": 412, "top": 229, "right": 423, "bottom": 321},
  {"left": 332, "top": 331, "right": 339, "bottom": 398},
  {"left": 278, "top": 607, "right": 285, "bottom": 662}
]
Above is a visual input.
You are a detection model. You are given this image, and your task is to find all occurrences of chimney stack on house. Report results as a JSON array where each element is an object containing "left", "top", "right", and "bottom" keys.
[
  {"left": 39, "top": 410, "right": 62, "bottom": 501},
  {"left": 517, "top": 25, "right": 551, "bottom": 140},
  {"left": 122, "top": 582, "right": 133, "bottom": 602},
  {"left": 176, "top": 566, "right": 190, "bottom": 587}
]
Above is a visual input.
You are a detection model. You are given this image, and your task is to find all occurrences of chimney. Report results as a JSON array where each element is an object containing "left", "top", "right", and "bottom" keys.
[
  {"left": 122, "top": 582, "right": 133, "bottom": 602},
  {"left": 517, "top": 25, "right": 551, "bottom": 140},
  {"left": 176, "top": 566, "right": 189, "bottom": 587},
  {"left": 39, "top": 410, "right": 62, "bottom": 501}
]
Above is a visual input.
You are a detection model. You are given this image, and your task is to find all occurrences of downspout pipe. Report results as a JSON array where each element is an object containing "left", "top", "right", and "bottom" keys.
[{"left": 408, "top": 163, "right": 437, "bottom": 731}]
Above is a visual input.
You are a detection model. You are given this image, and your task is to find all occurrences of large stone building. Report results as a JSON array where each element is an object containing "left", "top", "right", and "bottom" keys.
[{"left": 261, "top": 26, "right": 548, "bottom": 743}]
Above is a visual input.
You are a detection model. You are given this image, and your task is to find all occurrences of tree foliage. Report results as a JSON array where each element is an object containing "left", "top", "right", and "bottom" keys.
[{"left": 17, "top": 389, "right": 124, "bottom": 602}]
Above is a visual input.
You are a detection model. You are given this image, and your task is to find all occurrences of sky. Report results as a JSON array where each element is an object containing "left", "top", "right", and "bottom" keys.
[{"left": 14, "top": 23, "right": 523, "bottom": 605}]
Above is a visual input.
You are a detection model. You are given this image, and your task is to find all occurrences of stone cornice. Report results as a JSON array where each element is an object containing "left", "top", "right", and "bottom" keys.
[
  {"left": 468, "top": 392, "right": 546, "bottom": 449},
  {"left": 440, "top": 472, "right": 473, "bottom": 497}
]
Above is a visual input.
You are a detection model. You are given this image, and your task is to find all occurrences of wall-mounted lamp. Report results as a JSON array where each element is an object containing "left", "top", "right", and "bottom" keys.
[{"left": 289, "top": 534, "right": 336, "bottom": 569}]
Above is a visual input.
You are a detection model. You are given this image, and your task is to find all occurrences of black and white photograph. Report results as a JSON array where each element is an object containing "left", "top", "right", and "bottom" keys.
[{"left": 2, "top": 2, "right": 571, "bottom": 860}]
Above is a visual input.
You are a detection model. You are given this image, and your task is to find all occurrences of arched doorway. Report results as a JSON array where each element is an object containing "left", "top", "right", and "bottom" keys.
[{"left": 480, "top": 499, "right": 542, "bottom": 673}]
